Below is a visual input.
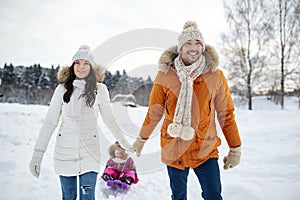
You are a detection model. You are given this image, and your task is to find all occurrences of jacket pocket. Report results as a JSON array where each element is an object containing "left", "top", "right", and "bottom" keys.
[
  {"left": 196, "top": 136, "right": 218, "bottom": 159},
  {"left": 54, "top": 132, "right": 79, "bottom": 161},
  {"left": 161, "top": 135, "right": 193, "bottom": 165},
  {"left": 165, "top": 103, "right": 170, "bottom": 115},
  {"left": 161, "top": 139, "right": 178, "bottom": 164},
  {"left": 164, "top": 92, "right": 170, "bottom": 115},
  {"left": 208, "top": 94, "right": 212, "bottom": 116}
]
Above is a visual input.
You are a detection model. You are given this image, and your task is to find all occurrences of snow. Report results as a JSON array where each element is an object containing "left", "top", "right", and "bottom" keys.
[{"left": 0, "top": 96, "right": 300, "bottom": 200}]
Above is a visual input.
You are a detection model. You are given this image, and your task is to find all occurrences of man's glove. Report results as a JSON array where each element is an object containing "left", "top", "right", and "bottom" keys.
[
  {"left": 29, "top": 150, "right": 44, "bottom": 178},
  {"left": 133, "top": 136, "right": 147, "bottom": 157},
  {"left": 223, "top": 146, "right": 241, "bottom": 170}
]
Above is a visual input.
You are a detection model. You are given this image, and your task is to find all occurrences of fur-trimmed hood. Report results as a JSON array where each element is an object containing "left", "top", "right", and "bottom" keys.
[
  {"left": 57, "top": 64, "right": 106, "bottom": 84},
  {"left": 108, "top": 142, "right": 129, "bottom": 161},
  {"left": 158, "top": 44, "right": 219, "bottom": 73}
]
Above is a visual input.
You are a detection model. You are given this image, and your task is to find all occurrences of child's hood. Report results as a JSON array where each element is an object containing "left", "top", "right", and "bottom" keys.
[{"left": 108, "top": 142, "right": 129, "bottom": 160}]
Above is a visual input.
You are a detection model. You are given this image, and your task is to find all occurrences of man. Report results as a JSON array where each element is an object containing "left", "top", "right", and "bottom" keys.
[{"left": 133, "top": 21, "right": 242, "bottom": 200}]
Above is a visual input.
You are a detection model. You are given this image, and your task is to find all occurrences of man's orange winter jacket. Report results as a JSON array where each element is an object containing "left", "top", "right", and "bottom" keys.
[{"left": 139, "top": 45, "right": 242, "bottom": 170}]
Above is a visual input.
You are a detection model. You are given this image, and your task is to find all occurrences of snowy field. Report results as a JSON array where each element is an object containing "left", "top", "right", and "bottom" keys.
[{"left": 0, "top": 96, "right": 300, "bottom": 200}]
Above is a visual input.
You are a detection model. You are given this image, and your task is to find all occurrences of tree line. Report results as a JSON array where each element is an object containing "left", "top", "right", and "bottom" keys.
[{"left": 0, "top": 63, "right": 153, "bottom": 106}]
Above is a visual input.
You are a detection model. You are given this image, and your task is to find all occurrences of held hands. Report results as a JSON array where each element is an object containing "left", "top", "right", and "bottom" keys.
[
  {"left": 133, "top": 136, "right": 147, "bottom": 157},
  {"left": 223, "top": 146, "right": 241, "bottom": 170},
  {"left": 29, "top": 150, "right": 44, "bottom": 178}
]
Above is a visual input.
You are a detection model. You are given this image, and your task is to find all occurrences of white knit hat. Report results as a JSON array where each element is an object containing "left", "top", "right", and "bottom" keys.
[
  {"left": 177, "top": 21, "right": 205, "bottom": 52},
  {"left": 71, "top": 45, "right": 95, "bottom": 67}
]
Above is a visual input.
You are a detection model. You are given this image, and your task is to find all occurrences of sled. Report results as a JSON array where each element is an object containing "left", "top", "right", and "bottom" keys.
[
  {"left": 98, "top": 179, "right": 130, "bottom": 198},
  {"left": 106, "top": 179, "right": 130, "bottom": 190}
]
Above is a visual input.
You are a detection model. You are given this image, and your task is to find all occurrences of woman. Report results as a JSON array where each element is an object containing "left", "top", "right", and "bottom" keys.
[{"left": 29, "top": 45, "right": 132, "bottom": 200}]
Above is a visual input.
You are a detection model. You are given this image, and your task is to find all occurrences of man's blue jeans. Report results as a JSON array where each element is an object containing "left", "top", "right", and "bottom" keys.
[
  {"left": 167, "top": 158, "right": 222, "bottom": 200},
  {"left": 59, "top": 171, "right": 98, "bottom": 200}
]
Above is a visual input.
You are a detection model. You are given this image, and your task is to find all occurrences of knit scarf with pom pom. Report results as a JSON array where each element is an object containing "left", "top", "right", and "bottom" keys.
[{"left": 167, "top": 55, "right": 206, "bottom": 140}]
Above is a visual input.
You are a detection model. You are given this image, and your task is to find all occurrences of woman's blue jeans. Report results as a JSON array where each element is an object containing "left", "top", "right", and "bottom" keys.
[
  {"left": 167, "top": 158, "right": 222, "bottom": 200},
  {"left": 59, "top": 171, "right": 98, "bottom": 200}
]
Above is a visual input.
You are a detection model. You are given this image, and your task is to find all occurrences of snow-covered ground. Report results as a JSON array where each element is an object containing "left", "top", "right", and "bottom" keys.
[{"left": 0, "top": 96, "right": 299, "bottom": 200}]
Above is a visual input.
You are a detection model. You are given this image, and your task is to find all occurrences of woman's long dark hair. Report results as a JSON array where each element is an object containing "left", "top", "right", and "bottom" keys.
[{"left": 63, "top": 63, "right": 97, "bottom": 107}]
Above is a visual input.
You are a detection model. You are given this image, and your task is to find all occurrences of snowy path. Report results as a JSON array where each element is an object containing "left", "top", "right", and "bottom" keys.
[{"left": 0, "top": 97, "right": 299, "bottom": 199}]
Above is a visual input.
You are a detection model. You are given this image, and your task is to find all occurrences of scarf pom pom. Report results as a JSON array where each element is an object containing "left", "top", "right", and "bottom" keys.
[
  {"left": 167, "top": 123, "right": 182, "bottom": 138},
  {"left": 180, "top": 126, "right": 195, "bottom": 140}
]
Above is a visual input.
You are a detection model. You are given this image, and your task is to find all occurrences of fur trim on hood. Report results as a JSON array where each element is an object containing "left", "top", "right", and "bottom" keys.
[
  {"left": 57, "top": 64, "right": 106, "bottom": 84},
  {"left": 108, "top": 143, "right": 129, "bottom": 160},
  {"left": 158, "top": 44, "right": 219, "bottom": 73}
]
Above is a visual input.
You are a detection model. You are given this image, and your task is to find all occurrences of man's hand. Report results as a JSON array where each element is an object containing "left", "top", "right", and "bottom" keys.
[{"left": 223, "top": 146, "right": 241, "bottom": 170}]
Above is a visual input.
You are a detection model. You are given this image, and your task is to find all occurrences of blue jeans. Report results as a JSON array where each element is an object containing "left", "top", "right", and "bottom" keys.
[
  {"left": 59, "top": 172, "right": 98, "bottom": 200},
  {"left": 167, "top": 158, "right": 222, "bottom": 200}
]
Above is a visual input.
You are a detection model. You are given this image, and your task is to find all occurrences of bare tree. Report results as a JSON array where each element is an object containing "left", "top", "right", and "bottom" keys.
[
  {"left": 221, "top": 0, "right": 272, "bottom": 110},
  {"left": 269, "top": 0, "right": 300, "bottom": 109}
]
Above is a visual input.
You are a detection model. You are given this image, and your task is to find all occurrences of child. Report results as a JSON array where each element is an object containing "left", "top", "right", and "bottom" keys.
[{"left": 102, "top": 141, "right": 138, "bottom": 185}]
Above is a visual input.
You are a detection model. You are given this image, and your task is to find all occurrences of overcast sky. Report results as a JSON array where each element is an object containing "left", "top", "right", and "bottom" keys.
[{"left": 0, "top": 0, "right": 226, "bottom": 77}]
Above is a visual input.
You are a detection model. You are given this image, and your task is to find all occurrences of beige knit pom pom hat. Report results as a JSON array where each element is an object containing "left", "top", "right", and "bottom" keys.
[{"left": 177, "top": 21, "right": 205, "bottom": 52}]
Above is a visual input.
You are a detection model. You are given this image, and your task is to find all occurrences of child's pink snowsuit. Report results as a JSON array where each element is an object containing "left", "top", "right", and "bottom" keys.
[
  {"left": 101, "top": 142, "right": 139, "bottom": 184},
  {"left": 103, "top": 157, "right": 138, "bottom": 184}
]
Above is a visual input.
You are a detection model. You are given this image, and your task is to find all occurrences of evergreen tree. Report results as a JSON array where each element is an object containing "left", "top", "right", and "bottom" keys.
[
  {"left": 2, "top": 63, "right": 16, "bottom": 85},
  {"left": 14, "top": 65, "right": 25, "bottom": 87},
  {"left": 103, "top": 70, "right": 113, "bottom": 92},
  {"left": 33, "top": 64, "right": 42, "bottom": 86},
  {"left": 24, "top": 66, "right": 34, "bottom": 86},
  {"left": 49, "top": 65, "right": 59, "bottom": 89}
]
